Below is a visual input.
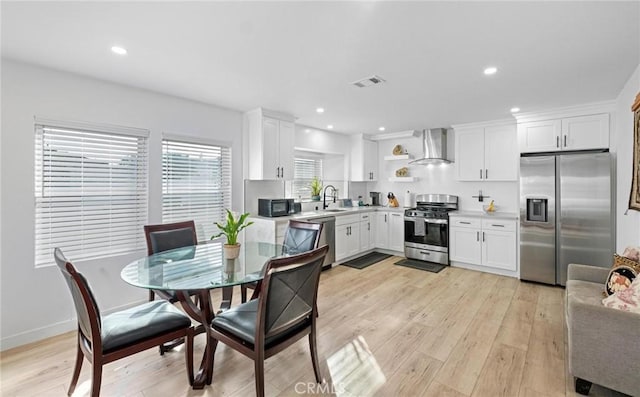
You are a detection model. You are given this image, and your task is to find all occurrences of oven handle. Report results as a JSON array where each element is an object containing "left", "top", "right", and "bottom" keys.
[{"left": 404, "top": 216, "right": 448, "bottom": 225}]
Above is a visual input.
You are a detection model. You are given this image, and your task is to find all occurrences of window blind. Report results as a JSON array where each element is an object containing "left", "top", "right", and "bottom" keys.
[
  {"left": 34, "top": 124, "right": 149, "bottom": 267},
  {"left": 293, "top": 157, "right": 323, "bottom": 199},
  {"left": 162, "top": 139, "right": 231, "bottom": 242}
]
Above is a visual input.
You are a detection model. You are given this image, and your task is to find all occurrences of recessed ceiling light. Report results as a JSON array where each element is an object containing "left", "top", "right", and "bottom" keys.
[
  {"left": 304, "top": 129, "right": 311, "bottom": 133},
  {"left": 316, "top": 107, "right": 325, "bottom": 114},
  {"left": 510, "top": 107, "right": 521, "bottom": 113},
  {"left": 483, "top": 66, "right": 498, "bottom": 75},
  {"left": 378, "top": 127, "right": 386, "bottom": 131},
  {"left": 327, "top": 125, "right": 334, "bottom": 130},
  {"left": 111, "top": 46, "right": 127, "bottom": 55}
]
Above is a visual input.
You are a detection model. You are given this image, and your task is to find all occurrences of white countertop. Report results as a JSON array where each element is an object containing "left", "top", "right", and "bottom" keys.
[
  {"left": 250, "top": 205, "right": 406, "bottom": 221},
  {"left": 450, "top": 210, "right": 519, "bottom": 220}
]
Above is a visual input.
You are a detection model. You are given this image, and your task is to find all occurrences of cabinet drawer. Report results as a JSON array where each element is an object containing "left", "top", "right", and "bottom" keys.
[
  {"left": 360, "top": 212, "right": 373, "bottom": 221},
  {"left": 482, "top": 219, "right": 516, "bottom": 232},
  {"left": 450, "top": 217, "right": 481, "bottom": 229},
  {"left": 336, "top": 214, "right": 360, "bottom": 226}
]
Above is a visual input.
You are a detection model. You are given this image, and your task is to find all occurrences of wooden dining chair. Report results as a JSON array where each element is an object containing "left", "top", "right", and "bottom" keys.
[
  {"left": 241, "top": 220, "right": 323, "bottom": 303},
  {"left": 54, "top": 248, "right": 194, "bottom": 397},
  {"left": 207, "top": 245, "right": 329, "bottom": 396},
  {"left": 143, "top": 220, "right": 198, "bottom": 303}
]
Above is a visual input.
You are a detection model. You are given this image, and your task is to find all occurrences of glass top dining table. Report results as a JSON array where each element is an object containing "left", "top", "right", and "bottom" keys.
[
  {"left": 121, "top": 240, "right": 287, "bottom": 389},
  {"left": 121, "top": 241, "right": 285, "bottom": 292}
]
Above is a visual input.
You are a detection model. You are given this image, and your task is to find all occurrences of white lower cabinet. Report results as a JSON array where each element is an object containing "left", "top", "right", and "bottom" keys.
[
  {"left": 375, "top": 212, "right": 389, "bottom": 249},
  {"left": 388, "top": 212, "right": 405, "bottom": 252},
  {"left": 449, "top": 216, "right": 517, "bottom": 272},
  {"left": 373, "top": 211, "right": 404, "bottom": 252},
  {"left": 360, "top": 213, "right": 374, "bottom": 251},
  {"left": 335, "top": 215, "right": 361, "bottom": 261}
]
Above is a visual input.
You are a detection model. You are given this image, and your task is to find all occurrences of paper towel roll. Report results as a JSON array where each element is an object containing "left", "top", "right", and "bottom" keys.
[{"left": 404, "top": 190, "right": 415, "bottom": 208}]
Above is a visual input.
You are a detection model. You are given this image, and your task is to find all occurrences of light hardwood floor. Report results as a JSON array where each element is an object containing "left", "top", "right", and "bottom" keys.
[{"left": 0, "top": 257, "right": 629, "bottom": 397}]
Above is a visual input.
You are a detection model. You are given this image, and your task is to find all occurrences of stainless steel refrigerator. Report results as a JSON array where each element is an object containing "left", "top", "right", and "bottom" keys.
[{"left": 520, "top": 151, "right": 614, "bottom": 286}]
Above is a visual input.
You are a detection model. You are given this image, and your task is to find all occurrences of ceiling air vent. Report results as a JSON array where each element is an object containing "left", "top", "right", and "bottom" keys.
[{"left": 351, "top": 75, "right": 386, "bottom": 88}]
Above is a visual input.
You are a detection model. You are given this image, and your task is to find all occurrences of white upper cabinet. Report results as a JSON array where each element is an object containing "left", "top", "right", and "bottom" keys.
[
  {"left": 562, "top": 114, "right": 609, "bottom": 151},
  {"left": 244, "top": 108, "right": 295, "bottom": 180},
  {"left": 454, "top": 121, "right": 517, "bottom": 181},
  {"left": 517, "top": 110, "right": 610, "bottom": 153},
  {"left": 517, "top": 119, "right": 562, "bottom": 152},
  {"left": 350, "top": 134, "right": 378, "bottom": 181}
]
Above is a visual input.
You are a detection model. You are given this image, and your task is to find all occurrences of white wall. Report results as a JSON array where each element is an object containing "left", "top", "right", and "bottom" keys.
[
  {"left": 613, "top": 63, "right": 640, "bottom": 251},
  {"left": 0, "top": 60, "right": 243, "bottom": 350},
  {"left": 369, "top": 134, "right": 519, "bottom": 212}
]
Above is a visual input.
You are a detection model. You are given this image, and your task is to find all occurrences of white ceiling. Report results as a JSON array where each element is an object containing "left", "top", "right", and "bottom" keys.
[{"left": 2, "top": 1, "right": 639, "bottom": 135}]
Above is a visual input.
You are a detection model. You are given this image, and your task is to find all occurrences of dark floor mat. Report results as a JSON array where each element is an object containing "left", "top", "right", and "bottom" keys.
[
  {"left": 394, "top": 259, "right": 446, "bottom": 273},
  {"left": 341, "top": 252, "right": 393, "bottom": 269}
]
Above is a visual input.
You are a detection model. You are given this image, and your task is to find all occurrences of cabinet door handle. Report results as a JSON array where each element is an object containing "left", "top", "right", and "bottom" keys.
[
  {"left": 280, "top": 167, "right": 284, "bottom": 177},
  {"left": 385, "top": 214, "right": 387, "bottom": 222},
  {"left": 492, "top": 224, "right": 505, "bottom": 227},
  {"left": 460, "top": 221, "right": 471, "bottom": 224},
  {"left": 564, "top": 135, "right": 567, "bottom": 147},
  {"left": 368, "top": 222, "right": 370, "bottom": 231},
  {"left": 556, "top": 136, "right": 560, "bottom": 148},
  {"left": 480, "top": 169, "right": 483, "bottom": 179},
  {"left": 477, "top": 231, "right": 479, "bottom": 241},
  {"left": 482, "top": 232, "right": 485, "bottom": 242},
  {"left": 485, "top": 169, "right": 488, "bottom": 179}
]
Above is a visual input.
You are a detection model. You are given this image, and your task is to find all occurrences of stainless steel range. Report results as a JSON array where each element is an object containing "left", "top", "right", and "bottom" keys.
[{"left": 404, "top": 194, "right": 458, "bottom": 265}]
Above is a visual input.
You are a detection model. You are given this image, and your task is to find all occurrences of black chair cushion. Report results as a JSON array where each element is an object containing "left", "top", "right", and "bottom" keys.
[
  {"left": 101, "top": 300, "right": 191, "bottom": 353},
  {"left": 211, "top": 300, "right": 310, "bottom": 346},
  {"left": 149, "top": 227, "right": 196, "bottom": 254}
]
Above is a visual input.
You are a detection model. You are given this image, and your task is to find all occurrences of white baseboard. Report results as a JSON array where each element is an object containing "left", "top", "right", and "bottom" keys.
[
  {"left": 1, "top": 319, "right": 76, "bottom": 351},
  {"left": 0, "top": 299, "right": 147, "bottom": 352},
  {"left": 450, "top": 260, "right": 519, "bottom": 278}
]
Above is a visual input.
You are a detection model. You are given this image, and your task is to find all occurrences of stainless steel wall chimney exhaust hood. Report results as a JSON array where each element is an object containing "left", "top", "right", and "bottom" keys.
[{"left": 409, "top": 128, "right": 451, "bottom": 164}]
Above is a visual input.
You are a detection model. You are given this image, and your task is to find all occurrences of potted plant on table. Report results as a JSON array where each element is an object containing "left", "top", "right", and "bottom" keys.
[
  {"left": 211, "top": 209, "right": 253, "bottom": 259},
  {"left": 310, "top": 177, "right": 322, "bottom": 201}
]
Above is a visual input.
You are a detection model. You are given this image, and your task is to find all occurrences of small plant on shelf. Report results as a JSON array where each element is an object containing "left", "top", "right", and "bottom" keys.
[{"left": 310, "top": 177, "right": 323, "bottom": 201}]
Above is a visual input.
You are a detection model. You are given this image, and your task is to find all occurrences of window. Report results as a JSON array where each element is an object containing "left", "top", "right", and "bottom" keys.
[
  {"left": 34, "top": 122, "right": 149, "bottom": 267},
  {"left": 162, "top": 137, "right": 231, "bottom": 241},
  {"left": 293, "top": 157, "right": 323, "bottom": 200}
]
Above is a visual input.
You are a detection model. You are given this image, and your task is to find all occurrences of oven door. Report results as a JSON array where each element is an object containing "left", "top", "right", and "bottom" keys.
[{"left": 404, "top": 216, "right": 448, "bottom": 252}]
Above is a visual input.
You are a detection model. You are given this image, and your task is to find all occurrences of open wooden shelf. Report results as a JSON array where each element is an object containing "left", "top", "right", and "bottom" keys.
[{"left": 388, "top": 176, "right": 417, "bottom": 182}]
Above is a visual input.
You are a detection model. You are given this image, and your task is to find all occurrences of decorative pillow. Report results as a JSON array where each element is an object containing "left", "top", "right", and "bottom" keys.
[
  {"left": 605, "top": 265, "right": 637, "bottom": 296},
  {"left": 614, "top": 253, "right": 640, "bottom": 273},
  {"left": 621, "top": 246, "right": 640, "bottom": 262},
  {"left": 602, "top": 276, "right": 640, "bottom": 313}
]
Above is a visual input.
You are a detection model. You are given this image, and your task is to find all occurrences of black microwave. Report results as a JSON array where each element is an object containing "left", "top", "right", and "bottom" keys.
[{"left": 258, "top": 198, "right": 295, "bottom": 217}]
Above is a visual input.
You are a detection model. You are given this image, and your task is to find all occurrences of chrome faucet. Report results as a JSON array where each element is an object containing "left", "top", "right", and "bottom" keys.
[{"left": 323, "top": 185, "right": 337, "bottom": 210}]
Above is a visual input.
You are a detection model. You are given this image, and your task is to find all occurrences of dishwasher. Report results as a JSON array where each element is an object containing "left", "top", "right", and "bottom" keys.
[{"left": 306, "top": 216, "right": 335, "bottom": 270}]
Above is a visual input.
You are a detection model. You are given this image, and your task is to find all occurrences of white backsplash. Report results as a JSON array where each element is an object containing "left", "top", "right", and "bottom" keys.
[{"left": 369, "top": 136, "right": 519, "bottom": 213}]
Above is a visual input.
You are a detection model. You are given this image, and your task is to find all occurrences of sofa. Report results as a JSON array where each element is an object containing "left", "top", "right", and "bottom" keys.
[{"left": 565, "top": 263, "right": 640, "bottom": 396}]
